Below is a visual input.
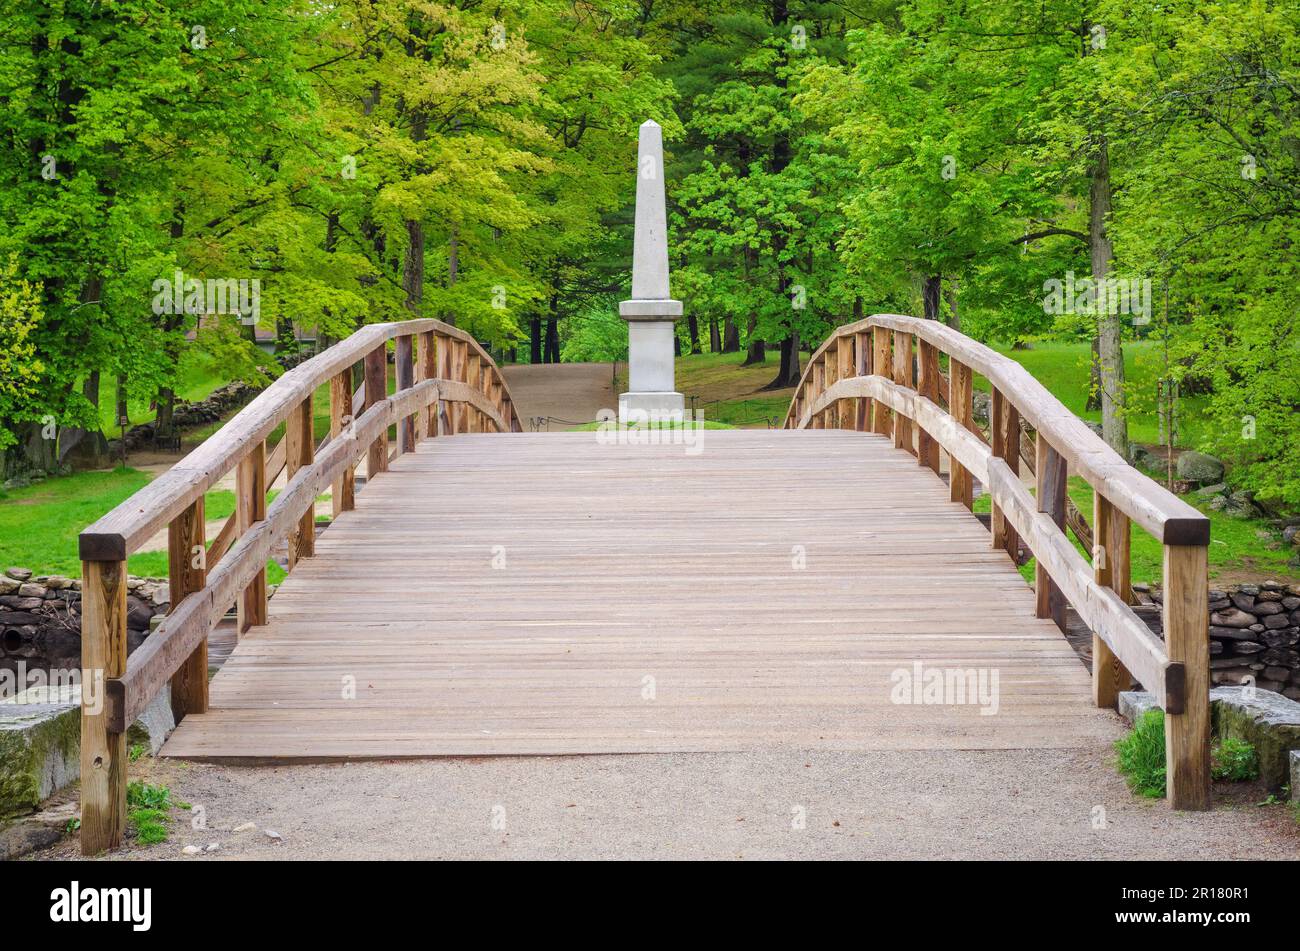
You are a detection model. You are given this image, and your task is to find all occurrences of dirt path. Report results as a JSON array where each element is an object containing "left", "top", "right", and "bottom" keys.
[
  {"left": 36, "top": 749, "right": 1300, "bottom": 860},
  {"left": 500, "top": 362, "right": 620, "bottom": 428}
]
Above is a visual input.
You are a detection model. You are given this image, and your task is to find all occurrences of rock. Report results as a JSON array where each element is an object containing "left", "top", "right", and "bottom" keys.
[
  {"left": 0, "top": 698, "right": 79, "bottom": 817},
  {"left": 17, "top": 583, "right": 44, "bottom": 598},
  {"left": 125, "top": 596, "right": 154, "bottom": 631},
  {"left": 1263, "top": 614, "right": 1291, "bottom": 630},
  {"left": 1230, "top": 592, "right": 1257, "bottom": 612},
  {"left": 43, "top": 576, "right": 73, "bottom": 591},
  {"left": 1250, "top": 623, "right": 1265, "bottom": 632},
  {"left": 205, "top": 841, "right": 221, "bottom": 853},
  {"left": 1263, "top": 667, "right": 1292, "bottom": 683},
  {"left": 1262, "top": 648, "right": 1300, "bottom": 667},
  {"left": 1282, "top": 597, "right": 1300, "bottom": 611},
  {"left": 1232, "top": 641, "right": 1266, "bottom": 654},
  {"left": 1208, "top": 598, "right": 1231, "bottom": 611},
  {"left": 1292, "top": 751, "right": 1300, "bottom": 804},
  {"left": 1239, "top": 584, "right": 1261, "bottom": 596},
  {"left": 1257, "top": 590, "right": 1283, "bottom": 602},
  {"left": 5, "top": 569, "right": 32, "bottom": 582},
  {"left": 1254, "top": 600, "right": 1284, "bottom": 616},
  {"left": 971, "top": 392, "right": 992, "bottom": 425},
  {"left": 125, "top": 683, "right": 176, "bottom": 756},
  {"left": 0, "top": 812, "right": 63, "bottom": 859},
  {"left": 1210, "top": 625, "right": 1262, "bottom": 640},
  {"left": 1211, "top": 686, "right": 1300, "bottom": 791},
  {"left": 1175, "top": 451, "right": 1225, "bottom": 483},
  {"left": 1195, "top": 482, "right": 1227, "bottom": 497},
  {"left": 1117, "top": 691, "right": 1160, "bottom": 724},
  {"left": 233, "top": 821, "right": 257, "bottom": 833},
  {"left": 264, "top": 829, "right": 283, "bottom": 844},
  {"left": 0, "top": 577, "right": 19, "bottom": 596},
  {"left": 1263, "top": 630, "right": 1299, "bottom": 649},
  {"left": 1210, "top": 608, "right": 1256, "bottom": 628},
  {"left": 182, "top": 845, "right": 203, "bottom": 855}
]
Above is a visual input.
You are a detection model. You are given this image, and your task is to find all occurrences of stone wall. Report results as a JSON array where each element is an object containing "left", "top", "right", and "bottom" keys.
[
  {"left": 1135, "top": 581, "right": 1300, "bottom": 701},
  {"left": 0, "top": 568, "right": 168, "bottom": 675}
]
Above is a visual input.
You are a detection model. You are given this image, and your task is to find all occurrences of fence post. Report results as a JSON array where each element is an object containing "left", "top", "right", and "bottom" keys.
[
  {"left": 891, "top": 330, "right": 914, "bottom": 453},
  {"left": 871, "top": 327, "right": 891, "bottom": 435},
  {"left": 1164, "top": 543, "right": 1211, "bottom": 810},
  {"left": 837, "top": 335, "right": 854, "bottom": 430},
  {"left": 419, "top": 330, "right": 438, "bottom": 438},
  {"left": 854, "top": 331, "right": 871, "bottom": 431},
  {"left": 80, "top": 558, "right": 128, "bottom": 854},
  {"left": 168, "top": 498, "right": 207, "bottom": 719},
  {"left": 330, "top": 369, "right": 356, "bottom": 515},
  {"left": 916, "top": 340, "right": 941, "bottom": 474},
  {"left": 990, "top": 388, "right": 1021, "bottom": 561}
]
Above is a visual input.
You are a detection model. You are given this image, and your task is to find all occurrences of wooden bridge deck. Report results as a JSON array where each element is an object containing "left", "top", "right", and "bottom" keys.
[{"left": 161, "top": 429, "right": 1116, "bottom": 761}]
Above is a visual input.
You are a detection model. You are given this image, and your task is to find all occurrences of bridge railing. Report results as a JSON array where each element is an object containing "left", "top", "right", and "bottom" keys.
[
  {"left": 786, "top": 314, "right": 1211, "bottom": 810},
  {"left": 77, "top": 318, "right": 520, "bottom": 853}
]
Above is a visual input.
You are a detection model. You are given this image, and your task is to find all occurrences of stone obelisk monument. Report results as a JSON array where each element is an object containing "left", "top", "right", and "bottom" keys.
[{"left": 619, "top": 120, "right": 684, "bottom": 423}]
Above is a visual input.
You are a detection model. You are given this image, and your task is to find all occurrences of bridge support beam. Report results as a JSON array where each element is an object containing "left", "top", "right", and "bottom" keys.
[
  {"left": 80, "top": 558, "right": 128, "bottom": 854},
  {"left": 1163, "top": 543, "right": 1211, "bottom": 810}
]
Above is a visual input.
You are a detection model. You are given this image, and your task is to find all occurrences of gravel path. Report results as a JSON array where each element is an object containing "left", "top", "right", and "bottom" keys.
[{"left": 36, "top": 749, "right": 1300, "bottom": 861}]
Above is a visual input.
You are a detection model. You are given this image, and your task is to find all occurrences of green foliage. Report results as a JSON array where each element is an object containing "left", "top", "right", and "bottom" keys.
[
  {"left": 1211, "top": 737, "right": 1260, "bottom": 783},
  {"left": 127, "top": 781, "right": 172, "bottom": 811},
  {"left": 560, "top": 301, "right": 627, "bottom": 363},
  {"left": 1115, "top": 709, "right": 1167, "bottom": 798}
]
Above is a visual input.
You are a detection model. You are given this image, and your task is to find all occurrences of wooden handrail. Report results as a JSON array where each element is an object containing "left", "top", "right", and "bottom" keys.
[
  {"left": 77, "top": 319, "right": 521, "bottom": 855},
  {"left": 787, "top": 315, "right": 1211, "bottom": 811}
]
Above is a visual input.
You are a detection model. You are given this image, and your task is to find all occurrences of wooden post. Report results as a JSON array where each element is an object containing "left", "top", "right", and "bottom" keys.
[
  {"left": 1034, "top": 433, "right": 1067, "bottom": 631},
  {"left": 871, "top": 326, "right": 891, "bottom": 435},
  {"left": 364, "top": 344, "right": 388, "bottom": 477},
  {"left": 330, "top": 369, "right": 356, "bottom": 516},
  {"left": 396, "top": 334, "right": 416, "bottom": 453},
  {"left": 168, "top": 498, "right": 207, "bottom": 720},
  {"left": 916, "top": 340, "right": 941, "bottom": 474},
  {"left": 812, "top": 360, "right": 826, "bottom": 428},
  {"left": 990, "top": 387, "right": 1008, "bottom": 549},
  {"left": 854, "top": 331, "right": 871, "bottom": 431},
  {"left": 948, "top": 359, "right": 973, "bottom": 508},
  {"left": 436, "top": 334, "right": 452, "bottom": 435},
  {"left": 1092, "top": 492, "right": 1133, "bottom": 708},
  {"left": 836, "top": 335, "right": 854, "bottom": 430},
  {"left": 418, "top": 330, "right": 437, "bottom": 438},
  {"left": 80, "top": 559, "right": 127, "bottom": 855},
  {"left": 466, "top": 353, "right": 483, "bottom": 433},
  {"left": 236, "top": 439, "right": 267, "bottom": 633},
  {"left": 286, "top": 395, "right": 315, "bottom": 567},
  {"left": 892, "top": 331, "right": 914, "bottom": 453},
  {"left": 451, "top": 340, "right": 468, "bottom": 434},
  {"left": 1163, "top": 543, "right": 1211, "bottom": 810}
]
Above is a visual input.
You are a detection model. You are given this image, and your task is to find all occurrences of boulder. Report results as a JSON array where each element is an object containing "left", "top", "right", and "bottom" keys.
[
  {"left": 1211, "top": 686, "right": 1300, "bottom": 791},
  {"left": 1210, "top": 608, "right": 1257, "bottom": 628},
  {"left": 0, "top": 698, "right": 79, "bottom": 817},
  {"left": 1175, "top": 451, "right": 1225, "bottom": 483},
  {"left": 4, "top": 569, "right": 32, "bottom": 582}
]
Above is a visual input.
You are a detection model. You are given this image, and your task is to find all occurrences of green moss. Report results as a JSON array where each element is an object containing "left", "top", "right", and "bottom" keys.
[{"left": 0, "top": 706, "right": 79, "bottom": 818}]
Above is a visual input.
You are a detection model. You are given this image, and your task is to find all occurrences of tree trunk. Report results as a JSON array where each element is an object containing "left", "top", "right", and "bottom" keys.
[
  {"left": 945, "top": 280, "right": 960, "bottom": 332},
  {"left": 1091, "top": 138, "right": 1126, "bottom": 451},
  {"left": 687, "top": 313, "right": 701, "bottom": 355},
  {"left": 1086, "top": 337, "right": 1102, "bottom": 411},
  {"left": 61, "top": 371, "right": 110, "bottom": 468},
  {"left": 742, "top": 313, "right": 765, "bottom": 365},
  {"left": 709, "top": 317, "right": 722, "bottom": 353},
  {"left": 530, "top": 317, "right": 543, "bottom": 364},
  {"left": 923, "top": 275, "right": 941, "bottom": 320},
  {"left": 722, "top": 315, "right": 739, "bottom": 353},
  {"left": 764, "top": 332, "right": 801, "bottom": 389},
  {"left": 403, "top": 220, "right": 424, "bottom": 315}
]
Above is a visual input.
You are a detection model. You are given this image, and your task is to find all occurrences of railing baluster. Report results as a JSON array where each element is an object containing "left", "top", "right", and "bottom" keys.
[
  {"left": 286, "top": 396, "right": 314, "bottom": 567},
  {"left": 418, "top": 330, "right": 437, "bottom": 438},
  {"left": 1034, "top": 432, "right": 1067, "bottom": 630},
  {"left": 329, "top": 369, "right": 356, "bottom": 515},
  {"left": 891, "top": 330, "right": 914, "bottom": 454},
  {"left": 948, "top": 359, "right": 973, "bottom": 508},
  {"left": 854, "top": 331, "right": 871, "bottom": 431},
  {"left": 236, "top": 439, "right": 268, "bottom": 633},
  {"left": 364, "top": 344, "right": 388, "bottom": 476},
  {"left": 80, "top": 558, "right": 128, "bottom": 854},
  {"left": 168, "top": 498, "right": 207, "bottom": 720},
  {"left": 1092, "top": 492, "right": 1133, "bottom": 708},
  {"left": 1163, "top": 543, "right": 1211, "bottom": 810},
  {"left": 396, "top": 334, "right": 416, "bottom": 454},
  {"left": 812, "top": 359, "right": 826, "bottom": 428},
  {"left": 836, "top": 335, "right": 854, "bottom": 430},
  {"left": 871, "top": 326, "right": 891, "bottom": 435},
  {"left": 916, "top": 340, "right": 941, "bottom": 473}
]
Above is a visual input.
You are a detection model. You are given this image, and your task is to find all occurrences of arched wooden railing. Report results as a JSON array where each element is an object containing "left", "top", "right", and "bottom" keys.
[
  {"left": 77, "top": 318, "right": 520, "bottom": 853},
  {"left": 786, "top": 314, "right": 1211, "bottom": 810}
]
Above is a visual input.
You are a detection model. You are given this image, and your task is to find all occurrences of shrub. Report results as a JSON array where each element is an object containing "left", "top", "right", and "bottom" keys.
[
  {"left": 1115, "top": 709, "right": 1167, "bottom": 798},
  {"left": 1211, "top": 737, "right": 1259, "bottom": 782}
]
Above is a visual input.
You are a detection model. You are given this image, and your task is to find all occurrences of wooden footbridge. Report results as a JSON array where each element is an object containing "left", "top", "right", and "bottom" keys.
[{"left": 77, "top": 315, "right": 1212, "bottom": 854}]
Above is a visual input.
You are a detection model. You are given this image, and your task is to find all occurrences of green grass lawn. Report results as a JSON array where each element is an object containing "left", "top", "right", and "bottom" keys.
[
  {"left": 0, "top": 467, "right": 286, "bottom": 582},
  {"left": 92, "top": 350, "right": 233, "bottom": 434},
  {"left": 972, "top": 477, "right": 1295, "bottom": 586}
]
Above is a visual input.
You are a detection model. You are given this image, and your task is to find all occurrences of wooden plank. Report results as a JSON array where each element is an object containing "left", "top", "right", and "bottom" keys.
[
  {"left": 992, "top": 389, "right": 1021, "bottom": 561},
  {"left": 1163, "top": 543, "right": 1211, "bottom": 809},
  {"left": 163, "top": 431, "right": 1116, "bottom": 762},
  {"left": 948, "top": 359, "right": 973, "bottom": 508},
  {"left": 80, "top": 559, "right": 128, "bottom": 854},
  {"left": 330, "top": 370, "right": 356, "bottom": 516},
  {"left": 836, "top": 335, "right": 854, "bottom": 430},
  {"left": 396, "top": 334, "right": 416, "bottom": 453},
  {"left": 286, "top": 396, "right": 315, "bottom": 567},
  {"left": 364, "top": 344, "right": 389, "bottom": 478},
  {"left": 854, "top": 331, "right": 871, "bottom": 431},
  {"left": 235, "top": 440, "right": 267, "bottom": 633},
  {"left": 417, "top": 330, "right": 438, "bottom": 439},
  {"left": 1035, "top": 434, "right": 1067, "bottom": 631},
  {"left": 167, "top": 498, "right": 207, "bottom": 720},
  {"left": 1092, "top": 492, "right": 1132, "bottom": 709}
]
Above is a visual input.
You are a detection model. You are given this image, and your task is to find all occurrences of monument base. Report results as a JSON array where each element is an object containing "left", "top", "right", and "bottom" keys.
[{"left": 618, "top": 391, "right": 685, "bottom": 423}]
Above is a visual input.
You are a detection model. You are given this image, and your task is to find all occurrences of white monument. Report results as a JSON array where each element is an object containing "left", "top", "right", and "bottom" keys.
[{"left": 619, "top": 120, "right": 685, "bottom": 422}]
